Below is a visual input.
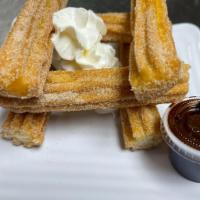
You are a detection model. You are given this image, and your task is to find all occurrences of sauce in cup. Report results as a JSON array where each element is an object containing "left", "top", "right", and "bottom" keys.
[
  {"left": 162, "top": 97, "right": 200, "bottom": 182},
  {"left": 168, "top": 99, "right": 200, "bottom": 150}
]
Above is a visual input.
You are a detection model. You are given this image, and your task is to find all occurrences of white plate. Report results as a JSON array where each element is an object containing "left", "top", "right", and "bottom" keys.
[{"left": 0, "top": 24, "right": 200, "bottom": 200}]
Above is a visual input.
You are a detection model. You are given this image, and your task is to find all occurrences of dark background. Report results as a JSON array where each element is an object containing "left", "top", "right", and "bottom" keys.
[{"left": 69, "top": 0, "right": 200, "bottom": 27}]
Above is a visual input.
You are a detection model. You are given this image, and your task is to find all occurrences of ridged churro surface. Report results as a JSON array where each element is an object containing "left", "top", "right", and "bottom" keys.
[
  {"left": 129, "top": 0, "right": 182, "bottom": 101},
  {"left": 100, "top": 13, "right": 131, "bottom": 43},
  {"left": 119, "top": 41, "right": 162, "bottom": 150},
  {"left": 0, "top": 66, "right": 189, "bottom": 113},
  {"left": 120, "top": 106, "right": 162, "bottom": 150},
  {"left": 0, "top": 0, "right": 68, "bottom": 99},
  {"left": 1, "top": 112, "right": 49, "bottom": 147}
]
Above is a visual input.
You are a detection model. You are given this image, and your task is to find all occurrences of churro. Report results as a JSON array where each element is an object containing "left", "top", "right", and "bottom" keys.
[
  {"left": 119, "top": 42, "right": 162, "bottom": 150},
  {"left": 0, "top": 0, "right": 68, "bottom": 99},
  {"left": 128, "top": 0, "right": 182, "bottom": 101},
  {"left": 0, "top": 65, "right": 189, "bottom": 113},
  {"left": 120, "top": 106, "right": 162, "bottom": 150},
  {"left": 100, "top": 13, "right": 131, "bottom": 43},
  {"left": 1, "top": 112, "right": 49, "bottom": 147}
]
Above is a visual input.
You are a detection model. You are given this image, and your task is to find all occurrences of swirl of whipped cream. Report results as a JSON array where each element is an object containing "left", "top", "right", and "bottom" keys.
[{"left": 52, "top": 7, "right": 120, "bottom": 70}]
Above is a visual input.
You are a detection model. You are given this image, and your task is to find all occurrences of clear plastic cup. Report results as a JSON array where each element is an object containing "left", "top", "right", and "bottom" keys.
[{"left": 161, "top": 97, "right": 200, "bottom": 182}]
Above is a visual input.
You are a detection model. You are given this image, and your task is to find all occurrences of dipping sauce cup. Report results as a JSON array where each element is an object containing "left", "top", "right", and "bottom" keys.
[{"left": 161, "top": 97, "right": 200, "bottom": 182}]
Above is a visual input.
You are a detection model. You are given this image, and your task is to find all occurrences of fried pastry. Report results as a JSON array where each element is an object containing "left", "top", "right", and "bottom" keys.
[
  {"left": 129, "top": 0, "right": 182, "bottom": 101},
  {"left": 0, "top": 0, "right": 68, "bottom": 99},
  {"left": 99, "top": 12, "right": 130, "bottom": 25},
  {"left": 99, "top": 13, "right": 131, "bottom": 43},
  {"left": 119, "top": 42, "right": 162, "bottom": 150},
  {"left": 120, "top": 106, "right": 162, "bottom": 150},
  {"left": 0, "top": 65, "right": 189, "bottom": 113},
  {"left": 1, "top": 112, "right": 49, "bottom": 147}
]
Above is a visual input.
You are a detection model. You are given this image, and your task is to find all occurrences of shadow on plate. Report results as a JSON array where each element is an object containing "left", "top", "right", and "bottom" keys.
[{"left": 138, "top": 144, "right": 187, "bottom": 181}]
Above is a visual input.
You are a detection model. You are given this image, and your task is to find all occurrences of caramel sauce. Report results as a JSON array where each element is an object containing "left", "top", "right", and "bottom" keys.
[{"left": 168, "top": 99, "right": 200, "bottom": 150}]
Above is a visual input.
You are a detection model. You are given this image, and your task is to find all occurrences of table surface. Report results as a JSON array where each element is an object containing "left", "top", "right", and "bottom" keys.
[{"left": 0, "top": 0, "right": 199, "bottom": 44}]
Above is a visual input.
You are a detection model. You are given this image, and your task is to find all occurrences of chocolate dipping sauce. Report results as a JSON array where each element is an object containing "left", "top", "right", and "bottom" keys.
[{"left": 168, "top": 98, "right": 200, "bottom": 150}]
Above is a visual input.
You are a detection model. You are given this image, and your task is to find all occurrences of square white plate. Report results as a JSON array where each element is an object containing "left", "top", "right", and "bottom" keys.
[{"left": 0, "top": 23, "right": 200, "bottom": 200}]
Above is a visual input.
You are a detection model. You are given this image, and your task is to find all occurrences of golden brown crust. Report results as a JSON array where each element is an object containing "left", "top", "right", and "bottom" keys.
[
  {"left": 98, "top": 12, "right": 130, "bottom": 25},
  {"left": 0, "top": 0, "right": 68, "bottom": 99},
  {"left": 103, "top": 33, "right": 132, "bottom": 43},
  {"left": 1, "top": 112, "right": 49, "bottom": 147},
  {"left": 100, "top": 12, "right": 131, "bottom": 43},
  {"left": 129, "top": 0, "right": 182, "bottom": 101},
  {"left": 120, "top": 106, "right": 162, "bottom": 150},
  {"left": 0, "top": 66, "right": 189, "bottom": 113},
  {"left": 118, "top": 41, "right": 162, "bottom": 151}
]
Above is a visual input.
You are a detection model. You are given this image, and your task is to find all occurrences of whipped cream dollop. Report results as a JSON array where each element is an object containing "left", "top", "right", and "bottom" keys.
[{"left": 52, "top": 7, "right": 120, "bottom": 70}]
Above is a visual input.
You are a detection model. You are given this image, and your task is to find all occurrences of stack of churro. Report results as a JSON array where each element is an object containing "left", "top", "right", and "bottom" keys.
[{"left": 0, "top": 0, "right": 189, "bottom": 149}]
